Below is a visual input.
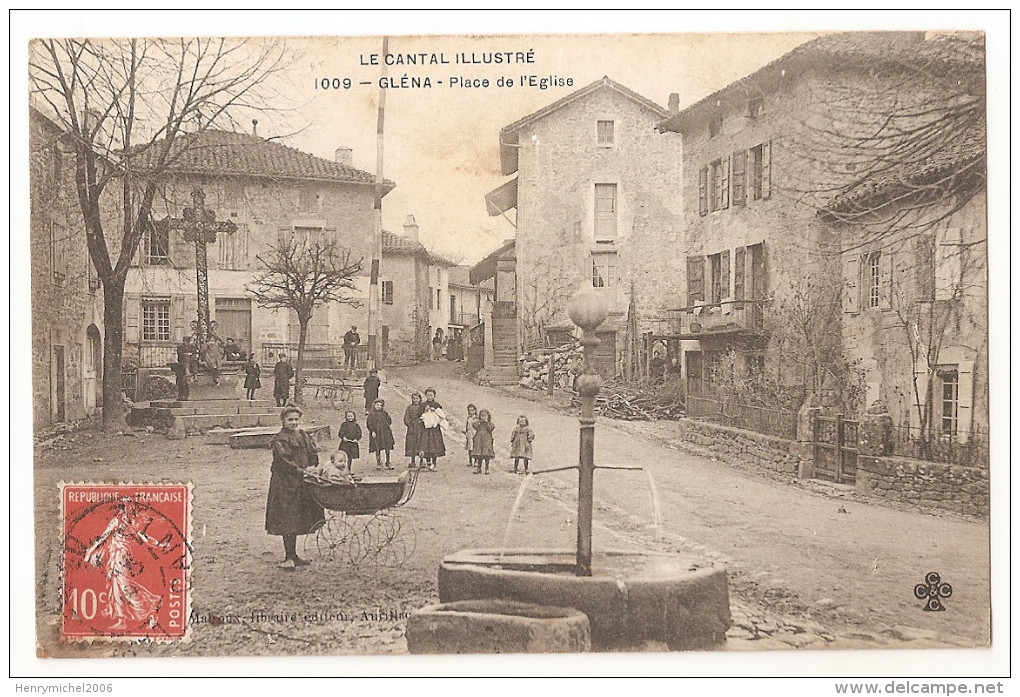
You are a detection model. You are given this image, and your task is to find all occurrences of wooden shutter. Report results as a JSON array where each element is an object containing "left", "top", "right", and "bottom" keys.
[
  {"left": 956, "top": 360, "right": 974, "bottom": 442},
  {"left": 935, "top": 227, "right": 962, "bottom": 300},
  {"left": 720, "top": 249, "right": 731, "bottom": 300},
  {"left": 125, "top": 294, "right": 140, "bottom": 343},
  {"left": 698, "top": 167, "right": 708, "bottom": 216},
  {"left": 172, "top": 294, "right": 187, "bottom": 341},
  {"left": 733, "top": 246, "right": 746, "bottom": 300},
  {"left": 732, "top": 150, "right": 747, "bottom": 206},
  {"left": 687, "top": 255, "right": 705, "bottom": 305},
  {"left": 721, "top": 156, "right": 730, "bottom": 209},
  {"left": 843, "top": 256, "right": 860, "bottom": 314},
  {"left": 761, "top": 140, "right": 772, "bottom": 199},
  {"left": 879, "top": 251, "right": 894, "bottom": 310}
]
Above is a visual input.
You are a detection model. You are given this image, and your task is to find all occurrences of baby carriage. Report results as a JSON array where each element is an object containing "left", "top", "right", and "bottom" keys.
[{"left": 303, "top": 468, "right": 419, "bottom": 568}]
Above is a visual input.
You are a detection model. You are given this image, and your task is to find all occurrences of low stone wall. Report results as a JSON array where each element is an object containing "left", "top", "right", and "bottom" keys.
[
  {"left": 670, "top": 418, "right": 807, "bottom": 477},
  {"left": 855, "top": 456, "right": 989, "bottom": 519}
]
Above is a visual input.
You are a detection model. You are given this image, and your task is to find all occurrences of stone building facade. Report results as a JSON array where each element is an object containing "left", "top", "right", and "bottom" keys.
[
  {"left": 30, "top": 107, "right": 105, "bottom": 428},
  {"left": 378, "top": 216, "right": 458, "bottom": 366},
  {"left": 122, "top": 130, "right": 392, "bottom": 370},
  {"left": 488, "top": 77, "right": 682, "bottom": 378},
  {"left": 656, "top": 32, "right": 987, "bottom": 425}
]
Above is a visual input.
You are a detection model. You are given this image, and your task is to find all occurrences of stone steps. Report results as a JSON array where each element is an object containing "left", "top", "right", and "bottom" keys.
[{"left": 230, "top": 424, "right": 331, "bottom": 449}]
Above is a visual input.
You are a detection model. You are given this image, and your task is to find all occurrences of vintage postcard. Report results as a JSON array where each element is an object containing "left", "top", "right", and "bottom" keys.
[{"left": 14, "top": 10, "right": 1008, "bottom": 680}]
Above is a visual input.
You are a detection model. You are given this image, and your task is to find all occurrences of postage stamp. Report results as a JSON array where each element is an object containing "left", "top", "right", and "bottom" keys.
[{"left": 59, "top": 483, "right": 193, "bottom": 643}]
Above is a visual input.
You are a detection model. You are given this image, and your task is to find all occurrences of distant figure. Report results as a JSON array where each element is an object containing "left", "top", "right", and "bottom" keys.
[
  {"left": 363, "top": 368, "right": 380, "bottom": 414},
  {"left": 403, "top": 392, "right": 425, "bottom": 470},
  {"left": 223, "top": 338, "right": 242, "bottom": 362},
  {"left": 202, "top": 340, "right": 222, "bottom": 385},
  {"left": 431, "top": 328, "right": 444, "bottom": 361},
  {"left": 243, "top": 353, "right": 261, "bottom": 401},
  {"left": 650, "top": 351, "right": 666, "bottom": 384},
  {"left": 472, "top": 409, "right": 495, "bottom": 475},
  {"left": 176, "top": 337, "right": 195, "bottom": 379},
  {"left": 463, "top": 403, "right": 479, "bottom": 468},
  {"left": 273, "top": 354, "right": 294, "bottom": 407},
  {"left": 337, "top": 410, "right": 362, "bottom": 472},
  {"left": 342, "top": 326, "right": 361, "bottom": 368},
  {"left": 169, "top": 361, "right": 189, "bottom": 402}
]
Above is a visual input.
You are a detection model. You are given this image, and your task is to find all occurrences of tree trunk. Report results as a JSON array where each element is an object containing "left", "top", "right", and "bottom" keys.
[
  {"left": 101, "top": 276, "right": 127, "bottom": 431},
  {"left": 294, "top": 316, "right": 309, "bottom": 404}
]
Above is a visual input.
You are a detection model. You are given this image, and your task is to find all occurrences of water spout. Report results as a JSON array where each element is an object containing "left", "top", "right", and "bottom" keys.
[
  {"left": 499, "top": 474, "right": 533, "bottom": 562},
  {"left": 645, "top": 469, "right": 662, "bottom": 543}
]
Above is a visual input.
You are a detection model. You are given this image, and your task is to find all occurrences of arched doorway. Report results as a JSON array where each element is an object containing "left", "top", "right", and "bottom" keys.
[{"left": 84, "top": 324, "right": 102, "bottom": 414}]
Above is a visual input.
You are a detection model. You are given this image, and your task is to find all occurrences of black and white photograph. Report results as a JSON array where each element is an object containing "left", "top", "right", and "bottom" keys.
[{"left": 11, "top": 9, "right": 1009, "bottom": 685}]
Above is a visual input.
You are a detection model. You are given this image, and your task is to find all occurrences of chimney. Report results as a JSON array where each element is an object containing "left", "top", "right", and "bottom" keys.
[
  {"left": 252, "top": 118, "right": 259, "bottom": 136},
  {"left": 335, "top": 146, "right": 353, "bottom": 167},
  {"left": 403, "top": 215, "right": 419, "bottom": 243},
  {"left": 668, "top": 93, "right": 680, "bottom": 114}
]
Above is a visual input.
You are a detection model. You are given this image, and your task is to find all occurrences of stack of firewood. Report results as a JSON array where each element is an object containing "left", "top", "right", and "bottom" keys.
[
  {"left": 517, "top": 344, "right": 583, "bottom": 391},
  {"left": 570, "top": 380, "right": 687, "bottom": 421}
]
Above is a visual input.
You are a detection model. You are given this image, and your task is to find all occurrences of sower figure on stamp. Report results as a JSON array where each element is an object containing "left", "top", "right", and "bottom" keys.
[{"left": 265, "top": 406, "right": 324, "bottom": 570}]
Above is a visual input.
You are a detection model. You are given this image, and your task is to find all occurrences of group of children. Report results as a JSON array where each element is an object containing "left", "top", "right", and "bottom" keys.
[{"left": 324, "top": 372, "right": 537, "bottom": 477}]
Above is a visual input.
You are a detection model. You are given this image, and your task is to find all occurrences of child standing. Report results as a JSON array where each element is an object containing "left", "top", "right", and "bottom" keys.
[
  {"left": 363, "top": 368, "right": 381, "bottom": 415},
  {"left": 367, "top": 399, "right": 395, "bottom": 470},
  {"left": 472, "top": 409, "right": 495, "bottom": 475},
  {"left": 420, "top": 402, "right": 447, "bottom": 471},
  {"left": 403, "top": 392, "right": 425, "bottom": 469},
  {"left": 337, "top": 410, "right": 362, "bottom": 473},
  {"left": 510, "top": 415, "right": 535, "bottom": 474},
  {"left": 464, "top": 404, "right": 479, "bottom": 468}
]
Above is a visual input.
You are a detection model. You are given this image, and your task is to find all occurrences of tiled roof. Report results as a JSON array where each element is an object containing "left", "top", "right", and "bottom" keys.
[
  {"left": 659, "top": 31, "right": 984, "bottom": 132},
  {"left": 127, "top": 129, "right": 394, "bottom": 189},
  {"left": 381, "top": 231, "right": 459, "bottom": 267},
  {"left": 827, "top": 132, "right": 985, "bottom": 213}
]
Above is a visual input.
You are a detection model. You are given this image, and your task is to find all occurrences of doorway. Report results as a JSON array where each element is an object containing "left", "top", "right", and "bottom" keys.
[{"left": 215, "top": 298, "right": 252, "bottom": 356}]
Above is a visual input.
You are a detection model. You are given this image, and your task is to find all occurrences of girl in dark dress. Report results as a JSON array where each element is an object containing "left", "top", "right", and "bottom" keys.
[
  {"left": 243, "top": 354, "right": 261, "bottom": 401},
  {"left": 420, "top": 402, "right": 447, "bottom": 472},
  {"left": 403, "top": 392, "right": 425, "bottom": 469},
  {"left": 366, "top": 399, "right": 396, "bottom": 470},
  {"left": 472, "top": 409, "right": 496, "bottom": 475},
  {"left": 337, "top": 410, "right": 362, "bottom": 473},
  {"left": 265, "top": 406, "right": 324, "bottom": 570}
]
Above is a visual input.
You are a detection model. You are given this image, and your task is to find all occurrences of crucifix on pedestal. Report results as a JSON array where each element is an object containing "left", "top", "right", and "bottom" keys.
[{"left": 166, "top": 187, "right": 237, "bottom": 358}]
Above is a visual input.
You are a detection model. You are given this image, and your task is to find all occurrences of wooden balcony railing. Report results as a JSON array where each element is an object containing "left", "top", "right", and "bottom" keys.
[{"left": 650, "top": 299, "right": 766, "bottom": 338}]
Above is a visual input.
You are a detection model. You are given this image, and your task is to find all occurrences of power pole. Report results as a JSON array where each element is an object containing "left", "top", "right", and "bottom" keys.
[{"left": 368, "top": 36, "right": 388, "bottom": 370}]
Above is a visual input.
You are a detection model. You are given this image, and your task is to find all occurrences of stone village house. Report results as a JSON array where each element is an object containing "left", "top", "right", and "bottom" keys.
[
  {"left": 654, "top": 31, "right": 988, "bottom": 449},
  {"left": 378, "top": 215, "right": 460, "bottom": 365},
  {"left": 121, "top": 129, "right": 393, "bottom": 377},
  {"left": 30, "top": 106, "right": 105, "bottom": 428},
  {"left": 479, "top": 77, "right": 684, "bottom": 379}
]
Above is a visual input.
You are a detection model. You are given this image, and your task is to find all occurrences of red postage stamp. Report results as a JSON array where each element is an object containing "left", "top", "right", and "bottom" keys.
[{"left": 60, "top": 483, "right": 193, "bottom": 642}]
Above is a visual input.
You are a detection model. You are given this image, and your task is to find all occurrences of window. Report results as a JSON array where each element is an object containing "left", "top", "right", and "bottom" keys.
[
  {"left": 145, "top": 221, "right": 170, "bottom": 265},
  {"left": 686, "top": 256, "right": 705, "bottom": 305},
  {"left": 708, "top": 159, "right": 729, "bottom": 212},
  {"left": 867, "top": 252, "right": 881, "bottom": 309},
  {"left": 748, "top": 97, "right": 764, "bottom": 119},
  {"left": 296, "top": 188, "right": 321, "bottom": 214},
  {"left": 592, "top": 251, "right": 617, "bottom": 289},
  {"left": 733, "top": 246, "right": 746, "bottom": 300},
  {"left": 749, "top": 143, "right": 771, "bottom": 201},
  {"left": 50, "top": 222, "right": 68, "bottom": 284},
  {"left": 915, "top": 234, "right": 936, "bottom": 301},
  {"left": 381, "top": 280, "right": 394, "bottom": 305},
  {"left": 281, "top": 226, "right": 325, "bottom": 249},
  {"left": 938, "top": 368, "right": 959, "bottom": 437},
  {"left": 594, "top": 183, "right": 617, "bottom": 243},
  {"left": 708, "top": 252, "right": 725, "bottom": 303},
  {"left": 217, "top": 225, "right": 247, "bottom": 270},
  {"left": 436, "top": 288, "right": 441, "bottom": 310},
  {"left": 597, "top": 120, "right": 615, "bottom": 146},
  {"left": 141, "top": 298, "right": 171, "bottom": 342},
  {"left": 699, "top": 142, "right": 770, "bottom": 215},
  {"left": 709, "top": 114, "right": 722, "bottom": 138}
]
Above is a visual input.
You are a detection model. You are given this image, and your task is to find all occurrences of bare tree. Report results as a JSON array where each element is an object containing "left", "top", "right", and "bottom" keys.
[
  {"left": 30, "top": 37, "right": 289, "bottom": 428},
  {"left": 248, "top": 238, "right": 363, "bottom": 404},
  {"left": 790, "top": 33, "right": 985, "bottom": 246}
]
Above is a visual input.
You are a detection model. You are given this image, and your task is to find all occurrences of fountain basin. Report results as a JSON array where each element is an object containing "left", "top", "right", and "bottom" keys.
[
  {"left": 438, "top": 548, "right": 730, "bottom": 651},
  {"left": 406, "top": 599, "right": 591, "bottom": 654}
]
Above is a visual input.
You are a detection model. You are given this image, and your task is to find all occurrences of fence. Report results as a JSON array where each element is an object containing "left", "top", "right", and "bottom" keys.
[
  {"left": 260, "top": 343, "right": 368, "bottom": 368},
  {"left": 890, "top": 425, "right": 990, "bottom": 468},
  {"left": 685, "top": 395, "right": 798, "bottom": 440},
  {"left": 813, "top": 414, "right": 859, "bottom": 484}
]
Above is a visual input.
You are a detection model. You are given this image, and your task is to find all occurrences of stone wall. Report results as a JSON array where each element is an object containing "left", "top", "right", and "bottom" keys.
[
  {"left": 855, "top": 456, "right": 989, "bottom": 519},
  {"left": 669, "top": 418, "right": 807, "bottom": 477}
]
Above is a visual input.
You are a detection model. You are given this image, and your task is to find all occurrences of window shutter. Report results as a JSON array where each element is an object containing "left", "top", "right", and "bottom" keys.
[
  {"left": 687, "top": 255, "right": 705, "bottom": 305},
  {"left": 934, "top": 227, "right": 962, "bottom": 300},
  {"left": 720, "top": 249, "right": 731, "bottom": 300},
  {"left": 879, "top": 251, "right": 894, "bottom": 310},
  {"left": 721, "top": 156, "right": 730, "bottom": 209},
  {"left": 125, "top": 294, "right": 140, "bottom": 343},
  {"left": 172, "top": 294, "right": 186, "bottom": 341},
  {"left": 956, "top": 360, "right": 974, "bottom": 442},
  {"left": 732, "top": 150, "right": 747, "bottom": 206},
  {"left": 698, "top": 167, "right": 708, "bottom": 216},
  {"left": 843, "top": 256, "right": 860, "bottom": 314},
  {"left": 733, "top": 246, "right": 746, "bottom": 300},
  {"left": 761, "top": 140, "right": 772, "bottom": 199}
]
